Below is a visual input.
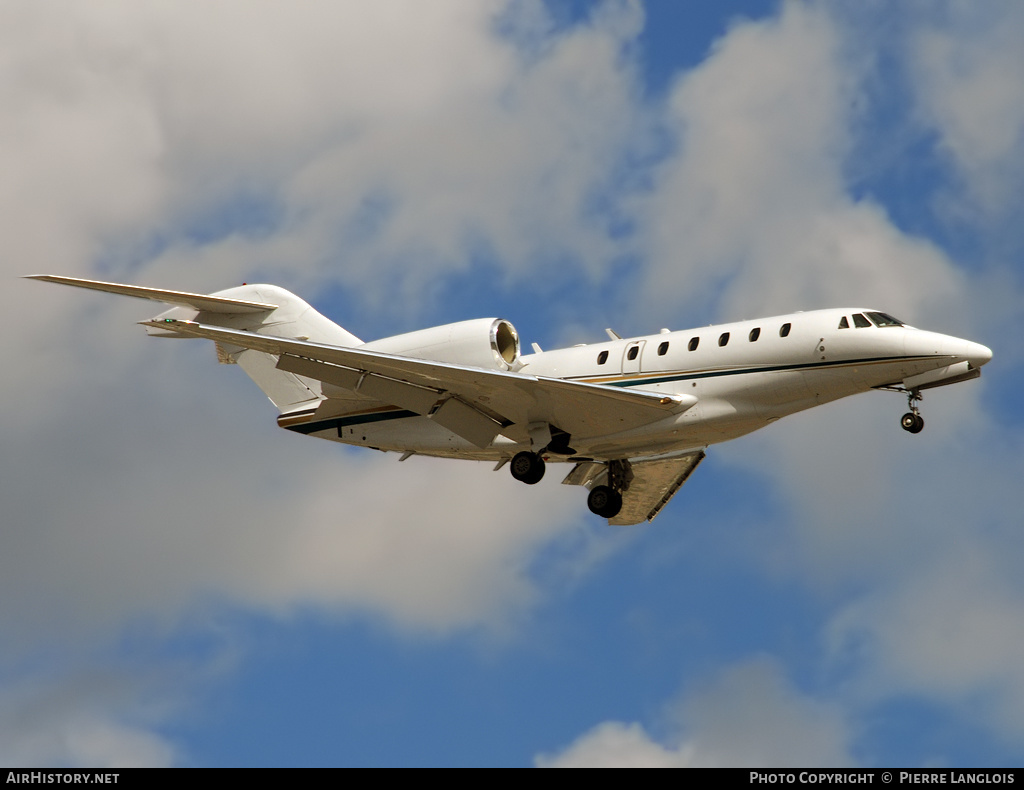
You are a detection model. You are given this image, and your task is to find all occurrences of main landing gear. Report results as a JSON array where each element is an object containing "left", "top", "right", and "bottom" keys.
[
  {"left": 586, "top": 459, "right": 632, "bottom": 520},
  {"left": 510, "top": 451, "right": 545, "bottom": 485},
  {"left": 509, "top": 425, "right": 577, "bottom": 486},
  {"left": 508, "top": 451, "right": 628, "bottom": 520},
  {"left": 900, "top": 389, "right": 924, "bottom": 434},
  {"left": 587, "top": 485, "right": 622, "bottom": 519}
]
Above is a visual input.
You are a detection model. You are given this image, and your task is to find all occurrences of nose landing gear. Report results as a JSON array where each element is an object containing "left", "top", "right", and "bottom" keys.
[
  {"left": 901, "top": 412, "right": 924, "bottom": 433},
  {"left": 901, "top": 390, "right": 924, "bottom": 434}
]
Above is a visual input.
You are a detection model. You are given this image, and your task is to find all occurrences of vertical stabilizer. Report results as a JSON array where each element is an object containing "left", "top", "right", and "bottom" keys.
[
  {"left": 28, "top": 275, "right": 362, "bottom": 413},
  {"left": 150, "top": 284, "right": 362, "bottom": 412}
]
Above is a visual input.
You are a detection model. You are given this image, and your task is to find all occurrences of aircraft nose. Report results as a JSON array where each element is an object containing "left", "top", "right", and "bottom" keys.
[{"left": 966, "top": 341, "right": 993, "bottom": 368}]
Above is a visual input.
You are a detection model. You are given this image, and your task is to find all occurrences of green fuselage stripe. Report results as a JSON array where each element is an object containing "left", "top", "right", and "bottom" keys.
[{"left": 580, "top": 354, "right": 939, "bottom": 388}]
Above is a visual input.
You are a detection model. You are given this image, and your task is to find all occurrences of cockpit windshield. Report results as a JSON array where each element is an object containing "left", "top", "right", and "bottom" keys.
[{"left": 866, "top": 312, "right": 904, "bottom": 327}]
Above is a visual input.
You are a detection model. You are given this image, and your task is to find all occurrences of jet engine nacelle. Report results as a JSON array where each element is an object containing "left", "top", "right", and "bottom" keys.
[{"left": 360, "top": 318, "right": 521, "bottom": 371}]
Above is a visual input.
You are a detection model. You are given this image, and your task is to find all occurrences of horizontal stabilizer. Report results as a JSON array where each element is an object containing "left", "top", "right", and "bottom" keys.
[{"left": 25, "top": 275, "right": 277, "bottom": 314}]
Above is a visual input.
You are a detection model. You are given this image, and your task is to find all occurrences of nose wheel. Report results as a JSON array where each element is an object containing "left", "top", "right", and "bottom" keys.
[
  {"left": 901, "top": 412, "right": 924, "bottom": 433},
  {"left": 901, "top": 390, "right": 924, "bottom": 434}
]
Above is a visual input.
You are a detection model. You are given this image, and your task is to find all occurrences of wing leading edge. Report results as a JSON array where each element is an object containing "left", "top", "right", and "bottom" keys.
[{"left": 142, "top": 318, "right": 698, "bottom": 448}]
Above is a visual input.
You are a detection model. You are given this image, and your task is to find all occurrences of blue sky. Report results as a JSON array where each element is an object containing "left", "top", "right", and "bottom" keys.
[{"left": 3, "top": 0, "right": 1024, "bottom": 767}]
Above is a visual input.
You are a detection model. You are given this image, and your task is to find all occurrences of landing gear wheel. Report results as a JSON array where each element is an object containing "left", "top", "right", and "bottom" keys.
[
  {"left": 510, "top": 451, "right": 545, "bottom": 485},
  {"left": 901, "top": 412, "right": 924, "bottom": 434},
  {"left": 899, "top": 389, "right": 924, "bottom": 434},
  {"left": 587, "top": 485, "right": 623, "bottom": 519}
]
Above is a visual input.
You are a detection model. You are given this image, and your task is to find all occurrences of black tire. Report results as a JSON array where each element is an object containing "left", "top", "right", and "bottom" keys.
[
  {"left": 510, "top": 451, "right": 545, "bottom": 485},
  {"left": 587, "top": 485, "right": 623, "bottom": 519},
  {"left": 901, "top": 413, "right": 924, "bottom": 434}
]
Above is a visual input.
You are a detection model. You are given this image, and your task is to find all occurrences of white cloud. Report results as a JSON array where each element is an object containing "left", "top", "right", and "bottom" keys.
[
  {"left": 266, "top": 0, "right": 647, "bottom": 308},
  {"left": 639, "top": 1, "right": 964, "bottom": 327},
  {"left": 537, "top": 721, "right": 696, "bottom": 768},
  {"left": 908, "top": 2, "right": 1024, "bottom": 216},
  {"left": 828, "top": 542, "right": 1024, "bottom": 740},
  {"left": 537, "top": 657, "right": 853, "bottom": 767},
  {"left": 0, "top": 672, "right": 176, "bottom": 768},
  {"left": 0, "top": 0, "right": 647, "bottom": 313}
]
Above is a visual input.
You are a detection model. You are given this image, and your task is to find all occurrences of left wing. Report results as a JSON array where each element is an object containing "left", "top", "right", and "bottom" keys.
[
  {"left": 143, "top": 319, "right": 697, "bottom": 448},
  {"left": 562, "top": 451, "right": 706, "bottom": 525}
]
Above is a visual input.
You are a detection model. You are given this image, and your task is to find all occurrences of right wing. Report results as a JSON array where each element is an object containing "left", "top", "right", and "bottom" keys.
[{"left": 143, "top": 319, "right": 698, "bottom": 449}]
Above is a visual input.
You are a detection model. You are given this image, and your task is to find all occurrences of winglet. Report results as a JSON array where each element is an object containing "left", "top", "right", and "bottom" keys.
[{"left": 26, "top": 275, "right": 278, "bottom": 314}]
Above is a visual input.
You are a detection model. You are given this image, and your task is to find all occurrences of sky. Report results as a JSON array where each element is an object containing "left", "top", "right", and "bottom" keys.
[{"left": 2, "top": 0, "right": 1024, "bottom": 767}]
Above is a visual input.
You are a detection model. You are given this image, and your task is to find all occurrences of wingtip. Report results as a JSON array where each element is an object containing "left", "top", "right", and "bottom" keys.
[{"left": 139, "top": 318, "right": 198, "bottom": 338}]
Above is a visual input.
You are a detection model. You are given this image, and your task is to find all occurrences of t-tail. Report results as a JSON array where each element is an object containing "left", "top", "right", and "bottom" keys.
[{"left": 25, "top": 275, "right": 361, "bottom": 412}]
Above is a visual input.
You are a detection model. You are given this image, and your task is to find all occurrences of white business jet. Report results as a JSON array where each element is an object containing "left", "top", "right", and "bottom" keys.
[{"left": 28, "top": 275, "right": 992, "bottom": 525}]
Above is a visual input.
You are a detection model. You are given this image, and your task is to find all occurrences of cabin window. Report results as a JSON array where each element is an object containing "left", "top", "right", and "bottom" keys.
[
  {"left": 688, "top": 337, "right": 699, "bottom": 351},
  {"left": 597, "top": 350, "right": 608, "bottom": 365},
  {"left": 838, "top": 316, "right": 849, "bottom": 329},
  {"left": 627, "top": 346, "right": 639, "bottom": 361},
  {"left": 719, "top": 332, "right": 730, "bottom": 347},
  {"left": 853, "top": 313, "right": 871, "bottom": 328},
  {"left": 749, "top": 327, "right": 761, "bottom": 342},
  {"left": 658, "top": 341, "right": 669, "bottom": 356},
  {"left": 780, "top": 323, "right": 791, "bottom": 337},
  {"left": 867, "top": 312, "right": 904, "bottom": 327}
]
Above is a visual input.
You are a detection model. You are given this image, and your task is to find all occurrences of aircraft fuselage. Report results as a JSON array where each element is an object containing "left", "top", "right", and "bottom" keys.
[{"left": 302, "top": 307, "right": 991, "bottom": 463}]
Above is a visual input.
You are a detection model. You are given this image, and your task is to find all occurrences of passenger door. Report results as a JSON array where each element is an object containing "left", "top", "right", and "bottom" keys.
[{"left": 622, "top": 340, "right": 645, "bottom": 376}]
